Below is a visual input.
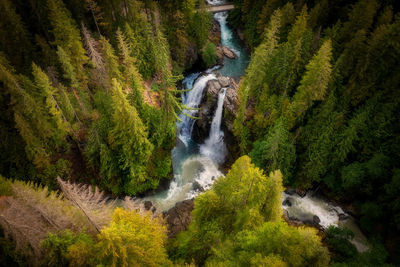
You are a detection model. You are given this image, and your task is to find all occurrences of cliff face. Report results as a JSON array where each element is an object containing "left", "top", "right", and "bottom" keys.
[{"left": 191, "top": 72, "right": 240, "bottom": 171}]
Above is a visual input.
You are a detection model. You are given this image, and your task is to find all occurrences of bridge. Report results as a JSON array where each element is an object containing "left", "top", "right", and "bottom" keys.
[{"left": 206, "top": 3, "right": 235, "bottom": 13}]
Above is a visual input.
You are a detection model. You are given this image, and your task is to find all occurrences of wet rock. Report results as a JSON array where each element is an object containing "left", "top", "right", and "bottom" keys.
[
  {"left": 223, "top": 78, "right": 239, "bottom": 115},
  {"left": 289, "top": 219, "right": 304, "bottom": 228},
  {"left": 222, "top": 46, "right": 237, "bottom": 59},
  {"left": 192, "top": 181, "right": 204, "bottom": 192},
  {"left": 283, "top": 209, "right": 289, "bottom": 220},
  {"left": 163, "top": 199, "right": 194, "bottom": 238},
  {"left": 284, "top": 188, "right": 297, "bottom": 195},
  {"left": 216, "top": 46, "right": 224, "bottom": 65},
  {"left": 313, "top": 215, "right": 321, "bottom": 225},
  {"left": 208, "top": 80, "right": 222, "bottom": 96},
  {"left": 282, "top": 198, "right": 292, "bottom": 207},
  {"left": 296, "top": 188, "right": 307, "bottom": 198},
  {"left": 338, "top": 213, "right": 349, "bottom": 221},
  {"left": 218, "top": 76, "right": 230, "bottom": 87},
  {"left": 144, "top": 200, "right": 153, "bottom": 211}
]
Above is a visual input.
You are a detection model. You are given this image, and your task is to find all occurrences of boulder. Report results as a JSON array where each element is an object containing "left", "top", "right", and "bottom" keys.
[
  {"left": 192, "top": 181, "right": 204, "bottom": 192},
  {"left": 338, "top": 213, "right": 349, "bottom": 221},
  {"left": 222, "top": 46, "right": 237, "bottom": 59},
  {"left": 207, "top": 80, "right": 222, "bottom": 97},
  {"left": 313, "top": 215, "right": 321, "bottom": 225},
  {"left": 218, "top": 76, "right": 230, "bottom": 87},
  {"left": 144, "top": 200, "right": 153, "bottom": 211},
  {"left": 284, "top": 187, "right": 297, "bottom": 195},
  {"left": 163, "top": 199, "right": 194, "bottom": 238},
  {"left": 282, "top": 198, "right": 292, "bottom": 207},
  {"left": 296, "top": 188, "right": 308, "bottom": 198}
]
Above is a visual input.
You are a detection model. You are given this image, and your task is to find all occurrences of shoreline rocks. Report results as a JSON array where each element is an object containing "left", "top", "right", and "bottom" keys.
[
  {"left": 222, "top": 46, "right": 237, "bottom": 59},
  {"left": 163, "top": 199, "right": 194, "bottom": 238}
]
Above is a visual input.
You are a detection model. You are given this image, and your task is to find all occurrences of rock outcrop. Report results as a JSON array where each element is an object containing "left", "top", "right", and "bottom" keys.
[
  {"left": 216, "top": 46, "right": 224, "bottom": 65},
  {"left": 163, "top": 199, "right": 194, "bottom": 238},
  {"left": 222, "top": 46, "right": 237, "bottom": 59},
  {"left": 192, "top": 73, "right": 239, "bottom": 144}
]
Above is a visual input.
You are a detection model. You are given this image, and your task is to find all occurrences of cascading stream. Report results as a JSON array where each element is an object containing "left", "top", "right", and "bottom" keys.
[
  {"left": 143, "top": 5, "right": 369, "bottom": 254},
  {"left": 142, "top": 9, "right": 249, "bottom": 212},
  {"left": 200, "top": 88, "right": 227, "bottom": 164},
  {"left": 178, "top": 73, "right": 217, "bottom": 144}
]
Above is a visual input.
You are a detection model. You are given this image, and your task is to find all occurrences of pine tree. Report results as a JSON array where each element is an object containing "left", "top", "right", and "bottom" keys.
[
  {"left": 0, "top": 0, "right": 32, "bottom": 72},
  {"left": 116, "top": 28, "right": 145, "bottom": 111},
  {"left": 285, "top": 39, "right": 333, "bottom": 128},
  {"left": 250, "top": 118, "right": 295, "bottom": 183},
  {"left": 83, "top": 0, "right": 105, "bottom": 35},
  {"left": 99, "top": 36, "right": 122, "bottom": 87},
  {"left": 31, "top": 63, "right": 69, "bottom": 144},
  {"left": 233, "top": 9, "right": 282, "bottom": 153},
  {"left": 0, "top": 180, "right": 88, "bottom": 261},
  {"left": 57, "top": 177, "right": 116, "bottom": 233},
  {"left": 108, "top": 79, "right": 153, "bottom": 195},
  {"left": 0, "top": 55, "right": 65, "bottom": 168},
  {"left": 47, "top": 0, "right": 88, "bottom": 74}
]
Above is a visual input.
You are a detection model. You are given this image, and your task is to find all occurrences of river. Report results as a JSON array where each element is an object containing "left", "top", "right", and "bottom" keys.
[
  {"left": 144, "top": 9, "right": 249, "bottom": 211},
  {"left": 144, "top": 5, "right": 369, "bottom": 253}
]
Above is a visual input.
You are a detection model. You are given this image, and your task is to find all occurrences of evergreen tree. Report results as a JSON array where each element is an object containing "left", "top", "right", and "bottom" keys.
[
  {"left": 108, "top": 79, "right": 153, "bottom": 195},
  {"left": 99, "top": 36, "right": 122, "bottom": 88},
  {"left": 0, "top": 0, "right": 32, "bottom": 72},
  {"left": 250, "top": 118, "right": 295, "bottom": 184},
  {"left": 285, "top": 39, "right": 333, "bottom": 128},
  {"left": 116, "top": 28, "right": 145, "bottom": 112},
  {"left": 234, "top": 9, "right": 282, "bottom": 153},
  {"left": 47, "top": 0, "right": 88, "bottom": 75}
]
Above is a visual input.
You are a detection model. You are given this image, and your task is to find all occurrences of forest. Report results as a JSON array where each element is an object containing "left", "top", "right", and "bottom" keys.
[{"left": 0, "top": 0, "right": 399, "bottom": 266}]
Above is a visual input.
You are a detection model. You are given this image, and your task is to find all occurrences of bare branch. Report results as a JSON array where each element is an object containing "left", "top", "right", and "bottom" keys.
[{"left": 57, "top": 177, "right": 116, "bottom": 233}]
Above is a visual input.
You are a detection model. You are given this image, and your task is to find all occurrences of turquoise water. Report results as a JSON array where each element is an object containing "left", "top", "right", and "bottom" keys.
[
  {"left": 143, "top": 11, "right": 249, "bottom": 211},
  {"left": 216, "top": 12, "right": 250, "bottom": 79}
]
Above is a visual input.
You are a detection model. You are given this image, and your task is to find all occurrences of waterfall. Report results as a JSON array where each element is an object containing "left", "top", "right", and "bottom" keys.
[
  {"left": 142, "top": 9, "right": 249, "bottom": 212},
  {"left": 178, "top": 73, "right": 217, "bottom": 144},
  {"left": 200, "top": 88, "right": 227, "bottom": 164}
]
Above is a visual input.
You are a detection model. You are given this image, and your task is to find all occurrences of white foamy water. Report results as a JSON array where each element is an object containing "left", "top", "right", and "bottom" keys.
[
  {"left": 178, "top": 73, "right": 217, "bottom": 145},
  {"left": 206, "top": 0, "right": 226, "bottom": 5},
  {"left": 282, "top": 192, "right": 345, "bottom": 228},
  {"left": 200, "top": 88, "right": 227, "bottom": 164},
  {"left": 282, "top": 192, "right": 369, "bottom": 252}
]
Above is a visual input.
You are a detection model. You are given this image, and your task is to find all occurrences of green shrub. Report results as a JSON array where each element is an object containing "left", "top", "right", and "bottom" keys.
[{"left": 201, "top": 42, "right": 218, "bottom": 67}]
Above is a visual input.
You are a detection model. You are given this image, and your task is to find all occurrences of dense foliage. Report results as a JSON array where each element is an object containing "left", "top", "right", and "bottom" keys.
[
  {"left": 171, "top": 156, "right": 330, "bottom": 266},
  {"left": 0, "top": 0, "right": 215, "bottom": 195},
  {"left": 1, "top": 0, "right": 400, "bottom": 265},
  {"left": 231, "top": 0, "right": 400, "bottom": 262}
]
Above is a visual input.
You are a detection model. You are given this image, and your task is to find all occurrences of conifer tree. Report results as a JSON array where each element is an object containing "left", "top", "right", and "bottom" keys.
[
  {"left": 0, "top": 0, "right": 32, "bottom": 72},
  {"left": 234, "top": 9, "right": 282, "bottom": 153},
  {"left": 0, "top": 56, "right": 66, "bottom": 168},
  {"left": 99, "top": 36, "right": 122, "bottom": 87},
  {"left": 108, "top": 79, "right": 153, "bottom": 195},
  {"left": 250, "top": 118, "right": 295, "bottom": 183},
  {"left": 47, "top": 0, "right": 88, "bottom": 74},
  {"left": 81, "top": 24, "right": 106, "bottom": 87},
  {"left": 116, "top": 28, "right": 145, "bottom": 111},
  {"left": 31, "top": 63, "right": 69, "bottom": 143},
  {"left": 285, "top": 39, "right": 333, "bottom": 128}
]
